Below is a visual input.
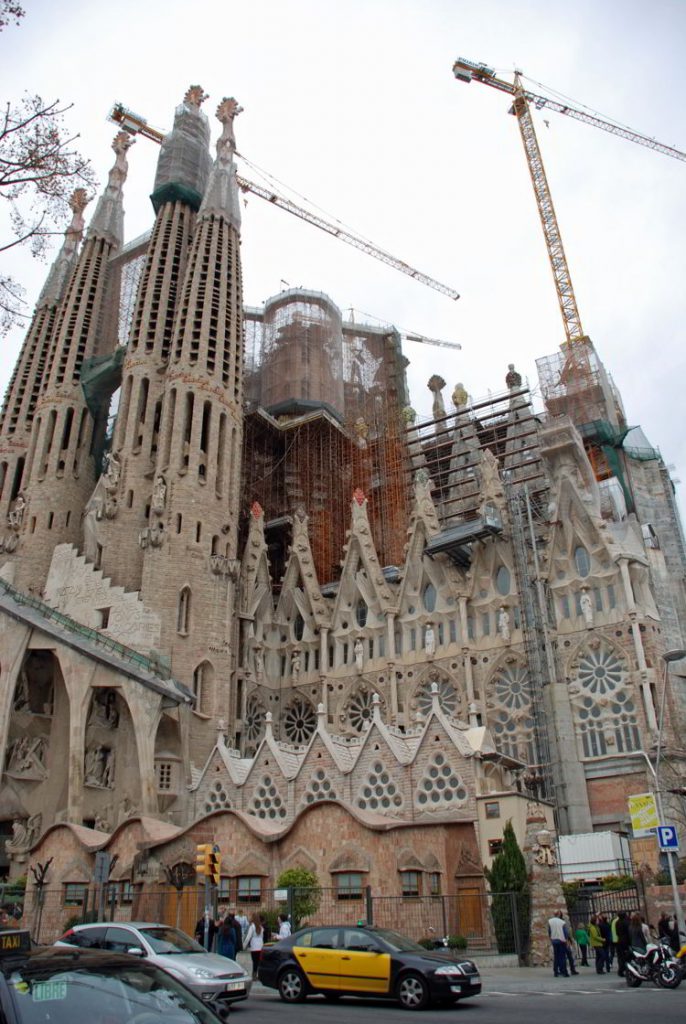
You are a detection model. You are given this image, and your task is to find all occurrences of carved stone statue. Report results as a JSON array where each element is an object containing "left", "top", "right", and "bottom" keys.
[
  {"left": 7, "top": 735, "right": 47, "bottom": 777},
  {"left": 83, "top": 475, "right": 106, "bottom": 561},
  {"left": 452, "top": 383, "right": 469, "bottom": 409},
  {"left": 7, "top": 493, "right": 26, "bottom": 531},
  {"left": 498, "top": 607, "right": 511, "bottom": 642},
  {"left": 291, "top": 650, "right": 301, "bottom": 683},
  {"left": 89, "top": 689, "right": 120, "bottom": 730},
  {"left": 151, "top": 475, "right": 167, "bottom": 514},
  {"left": 580, "top": 589, "right": 594, "bottom": 627},
  {"left": 353, "top": 417, "right": 369, "bottom": 449},
  {"left": 94, "top": 812, "right": 112, "bottom": 833},
  {"left": 84, "top": 744, "right": 115, "bottom": 788},
  {"left": 424, "top": 624, "right": 436, "bottom": 658},
  {"left": 479, "top": 448, "right": 503, "bottom": 501},
  {"left": 354, "top": 638, "right": 364, "bottom": 673},
  {"left": 253, "top": 648, "right": 264, "bottom": 683},
  {"left": 103, "top": 451, "right": 121, "bottom": 492}
]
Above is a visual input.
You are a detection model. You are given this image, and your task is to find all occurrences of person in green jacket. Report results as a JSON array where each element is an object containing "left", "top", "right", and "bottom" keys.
[
  {"left": 574, "top": 922, "right": 589, "bottom": 966},
  {"left": 588, "top": 915, "right": 607, "bottom": 974}
]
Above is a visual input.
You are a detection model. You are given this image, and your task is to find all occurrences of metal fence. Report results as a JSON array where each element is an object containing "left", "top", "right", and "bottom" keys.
[{"left": 14, "top": 883, "right": 523, "bottom": 957}]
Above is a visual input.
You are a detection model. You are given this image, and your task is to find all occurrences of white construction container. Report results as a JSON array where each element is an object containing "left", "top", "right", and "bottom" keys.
[{"left": 557, "top": 831, "right": 632, "bottom": 883}]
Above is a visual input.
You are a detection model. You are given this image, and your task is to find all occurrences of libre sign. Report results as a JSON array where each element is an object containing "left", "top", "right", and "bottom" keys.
[{"left": 628, "top": 792, "right": 659, "bottom": 837}]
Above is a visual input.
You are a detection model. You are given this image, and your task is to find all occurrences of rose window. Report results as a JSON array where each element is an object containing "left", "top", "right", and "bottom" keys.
[
  {"left": 205, "top": 780, "right": 231, "bottom": 815},
  {"left": 414, "top": 678, "right": 459, "bottom": 718},
  {"left": 416, "top": 753, "right": 468, "bottom": 810},
  {"left": 577, "top": 644, "right": 624, "bottom": 695},
  {"left": 492, "top": 664, "right": 531, "bottom": 711},
  {"left": 283, "top": 697, "right": 316, "bottom": 745},
  {"left": 356, "top": 760, "right": 403, "bottom": 813},
  {"left": 346, "top": 689, "right": 378, "bottom": 733},
  {"left": 248, "top": 774, "right": 287, "bottom": 819},
  {"left": 244, "top": 696, "right": 266, "bottom": 744},
  {"left": 571, "top": 643, "right": 638, "bottom": 758}
]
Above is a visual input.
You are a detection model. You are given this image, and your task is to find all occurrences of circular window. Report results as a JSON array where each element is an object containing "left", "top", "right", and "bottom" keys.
[{"left": 283, "top": 697, "right": 316, "bottom": 745}]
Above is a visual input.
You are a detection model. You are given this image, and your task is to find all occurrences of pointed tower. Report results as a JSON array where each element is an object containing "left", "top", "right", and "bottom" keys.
[
  {"left": 13, "top": 132, "right": 133, "bottom": 592},
  {"left": 0, "top": 190, "right": 89, "bottom": 557},
  {"left": 97, "top": 87, "right": 212, "bottom": 591},
  {"left": 140, "top": 98, "right": 245, "bottom": 745}
]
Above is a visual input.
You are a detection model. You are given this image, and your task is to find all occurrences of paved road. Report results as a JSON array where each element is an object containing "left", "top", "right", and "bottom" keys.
[{"left": 234, "top": 970, "right": 686, "bottom": 1023}]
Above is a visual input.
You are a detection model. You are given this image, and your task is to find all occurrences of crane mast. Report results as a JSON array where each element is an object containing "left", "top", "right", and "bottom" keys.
[
  {"left": 108, "top": 103, "right": 460, "bottom": 302},
  {"left": 511, "top": 73, "right": 585, "bottom": 344}
]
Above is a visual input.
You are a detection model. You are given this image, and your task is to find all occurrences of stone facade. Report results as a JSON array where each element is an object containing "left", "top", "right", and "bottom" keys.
[{"left": 1, "top": 85, "right": 685, "bottom": 932}]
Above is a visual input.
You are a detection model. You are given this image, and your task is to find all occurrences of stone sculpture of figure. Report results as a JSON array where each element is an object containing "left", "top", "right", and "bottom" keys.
[
  {"left": 5, "top": 819, "right": 29, "bottom": 853},
  {"left": 498, "top": 607, "right": 511, "bottom": 642},
  {"left": 82, "top": 475, "right": 106, "bottom": 562},
  {"left": 7, "top": 735, "right": 47, "bottom": 776},
  {"left": 94, "top": 812, "right": 111, "bottom": 833},
  {"left": 291, "top": 650, "right": 301, "bottom": 682},
  {"left": 354, "top": 638, "right": 364, "bottom": 673},
  {"left": 580, "top": 589, "right": 594, "bottom": 627},
  {"left": 84, "top": 745, "right": 101, "bottom": 784},
  {"left": 353, "top": 417, "right": 369, "bottom": 449},
  {"left": 479, "top": 448, "right": 503, "bottom": 501},
  {"left": 8, "top": 493, "right": 26, "bottom": 530},
  {"left": 253, "top": 647, "right": 264, "bottom": 683},
  {"left": 151, "top": 475, "right": 167, "bottom": 514},
  {"left": 103, "top": 451, "right": 121, "bottom": 492},
  {"left": 89, "top": 689, "right": 119, "bottom": 730},
  {"left": 424, "top": 624, "right": 436, "bottom": 658}
]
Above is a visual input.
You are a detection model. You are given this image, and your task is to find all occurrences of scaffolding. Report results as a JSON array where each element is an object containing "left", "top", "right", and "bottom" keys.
[{"left": 241, "top": 294, "right": 411, "bottom": 587}]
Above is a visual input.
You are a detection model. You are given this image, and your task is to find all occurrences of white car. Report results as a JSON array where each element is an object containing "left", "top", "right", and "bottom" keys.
[{"left": 55, "top": 921, "right": 251, "bottom": 1008}]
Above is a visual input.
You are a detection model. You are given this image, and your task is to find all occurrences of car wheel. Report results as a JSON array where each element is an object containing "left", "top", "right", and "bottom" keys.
[
  {"left": 397, "top": 972, "right": 430, "bottom": 1010},
  {"left": 278, "top": 967, "right": 308, "bottom": 1003}
]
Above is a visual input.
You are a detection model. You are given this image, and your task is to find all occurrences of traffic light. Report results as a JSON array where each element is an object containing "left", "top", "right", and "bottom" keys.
[
  {"left": 209, "top": 846, "right": 221, "bottom": 886},
  {"left": 196, "top": 844, "right": 212, "bottom": 877}
]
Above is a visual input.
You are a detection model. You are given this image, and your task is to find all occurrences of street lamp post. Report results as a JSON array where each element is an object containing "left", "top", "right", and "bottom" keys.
[{"left": 653, "top": 650, "right": 686, "bottom": 939}]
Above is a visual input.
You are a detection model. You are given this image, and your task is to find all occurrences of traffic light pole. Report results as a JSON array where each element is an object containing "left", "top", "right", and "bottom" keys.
[{"left": 203, "top": 875, "right": 212, "bottom": 951}]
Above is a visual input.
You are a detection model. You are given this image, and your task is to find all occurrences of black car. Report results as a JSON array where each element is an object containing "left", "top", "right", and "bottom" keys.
[
  {"left": 0, "top": 929, "right": 230, "bottom": 1023},
  {"left": 258, "top": 923, "right": 481, "bottom": 1010}
]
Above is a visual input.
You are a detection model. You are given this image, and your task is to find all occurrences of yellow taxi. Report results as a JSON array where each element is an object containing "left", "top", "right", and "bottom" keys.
[{"left": 257, "top": 923, "right": 481, "bottom": 1010}]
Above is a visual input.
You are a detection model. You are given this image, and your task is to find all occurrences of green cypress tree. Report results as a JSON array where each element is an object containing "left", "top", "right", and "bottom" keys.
[{"left": 484, "top": 820, "right": 531, "bottom": 956}]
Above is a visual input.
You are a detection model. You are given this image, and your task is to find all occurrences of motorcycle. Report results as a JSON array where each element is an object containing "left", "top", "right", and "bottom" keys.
[{"left": 625, "top": 939, "right": 682, "bottom": 989}]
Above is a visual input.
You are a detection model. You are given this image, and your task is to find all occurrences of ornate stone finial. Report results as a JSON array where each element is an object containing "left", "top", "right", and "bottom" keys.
[
  {"left": 184, "top": 85, "right": 209, "bottom": 109},
  {"left": 352, "top": 487, "right": 366, "bottom": 506},
  {"left": 505, "top": 363, "right": 522, "bottom": 390},
  {"left": 215, "top": 96, "right": 243, "bottom": 160},
  {"left": 402, "top": 406, "right": 417, "bottom": 425},
  {"left": 452, "top": 382, "right": 469, "bottom": 409},
  {"left": 250, "top": 501, "right": 263, "bottom": 519},
  {"left": 69, "top": 187, "right": 90, "bottom": 219}
]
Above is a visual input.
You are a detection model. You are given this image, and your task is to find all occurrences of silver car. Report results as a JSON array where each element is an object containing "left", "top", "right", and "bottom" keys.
[{"left": 55, "top": 921, "right": 251, "bottom": 1007}]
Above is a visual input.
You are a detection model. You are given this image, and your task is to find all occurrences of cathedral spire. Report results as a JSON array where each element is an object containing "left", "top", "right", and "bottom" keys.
[
  {"left": 86, "top": 131, "right": 134, "bottom": 247},
  {"left": 152, "top": 85, "right": 212, "bottom": 213},
  {"left": 36, "top": 188, "right": 90, "bottom": 309},
  {"left": 197, "top": 98, "right": 242, "bottom": 229}
]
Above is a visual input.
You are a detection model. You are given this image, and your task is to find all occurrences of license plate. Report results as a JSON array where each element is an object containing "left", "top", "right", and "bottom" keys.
[{"left": 224, "top": 981, "right": 245, "bottom": 992}]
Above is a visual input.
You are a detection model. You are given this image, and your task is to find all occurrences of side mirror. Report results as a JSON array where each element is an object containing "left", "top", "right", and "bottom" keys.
[{"left": 127, "top": 946, "right": 145, "bottom": 956}]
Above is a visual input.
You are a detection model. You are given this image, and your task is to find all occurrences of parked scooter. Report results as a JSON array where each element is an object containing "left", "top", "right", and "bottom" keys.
[{"left": 625, "top": 939, "right": 682, "bottom": 988}]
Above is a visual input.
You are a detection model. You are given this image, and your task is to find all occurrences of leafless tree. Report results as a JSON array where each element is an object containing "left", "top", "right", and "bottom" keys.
[{"left": 1, "top": 3, "right": 97, "bottom": 333}]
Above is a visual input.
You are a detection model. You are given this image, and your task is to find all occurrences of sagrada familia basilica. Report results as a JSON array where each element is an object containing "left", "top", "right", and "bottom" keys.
[{"left": 0, "top": 87, "right": 684, "bottom": 915}]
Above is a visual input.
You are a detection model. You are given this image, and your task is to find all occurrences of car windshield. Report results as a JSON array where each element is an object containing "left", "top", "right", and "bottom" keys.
[
  {"left": 139, "top": 927, "right": 206, "bottom": 955},
  {"left": 372, "top": 928, "right": 428, "bottom": 953},
  {"left": 6, "top": 959, "right": 220, "bottom": 1023}
]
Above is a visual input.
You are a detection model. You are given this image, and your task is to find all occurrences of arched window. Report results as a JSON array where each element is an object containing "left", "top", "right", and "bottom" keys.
[
  {"left": 570, "top": 642, "right": 639, "bottom": 758},
  {"left": 293, "top": 613, "right": 305, "bottom": 642},
  {"left": 574, "top": 545, "right": 591, "bottom": 578},
  {"left": 355, "top": 600, "right": 368, "bottom": 628},
  {"left": 192, "top": 661, "right": 213, "bottom": 716},
  {"left": 422, "top": 583, "right": 437, "bottom": 613},
  {"left": 495, "top": 566, "right": 511, "bottom": 596},
  {"left": 177, "top": 587, "right": 191, "bottom": 634},
  {"left": 487, "top": 664, "right": 535, "bottom": 765}
]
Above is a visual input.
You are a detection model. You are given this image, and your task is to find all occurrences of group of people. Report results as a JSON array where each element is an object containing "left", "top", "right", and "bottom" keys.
[
  {"left": 549, "top": 909, "right": 682, "bottom": 978},
  {"left": 194, "top": 909, "right": 292, "bottom": 980}
]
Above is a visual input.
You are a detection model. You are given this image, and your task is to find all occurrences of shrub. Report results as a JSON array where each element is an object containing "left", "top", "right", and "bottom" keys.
[
  {"left": 447, "top": 934, "right": 468, "bottom": 950},
  {"left": 275, "top": 867, "right": 321, "bottom": 928},
  {"left": 484, "top": 820, "right": 530, "bottom": 957}
]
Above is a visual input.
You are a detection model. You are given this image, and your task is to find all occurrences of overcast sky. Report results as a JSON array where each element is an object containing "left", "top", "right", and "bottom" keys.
[{"left": 2, "top": 0, "right": 685, "bottom": 503}]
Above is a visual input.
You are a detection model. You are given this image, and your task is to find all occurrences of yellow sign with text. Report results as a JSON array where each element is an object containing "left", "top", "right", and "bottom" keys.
[{"left": 628, "top": 792, "right": 659, "bottom": 837}]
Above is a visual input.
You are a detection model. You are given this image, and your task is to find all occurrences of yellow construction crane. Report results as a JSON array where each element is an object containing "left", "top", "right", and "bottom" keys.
[
  {"left": 108, "top": 103, "right": 459, "bottom": 302},
  {"left": 452, "top": 58, "right": 685, "bottom": 345}
]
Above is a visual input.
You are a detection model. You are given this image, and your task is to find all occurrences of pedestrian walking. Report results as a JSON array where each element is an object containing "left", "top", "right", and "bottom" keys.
[
  {"left": 277, "top": 913, "right": 291, "bottom": 939},
  {"left": 244, "top": 912, "right": 265, "bottom": 980},
  {"left": 574, "top": 921, "right": 590, "bottom": 966},
  {"left": 217, "top": 913, "right": 237, "bottom": 960},
  {"left": 629, "top": 912, "right": 647, "bottom": 953},
  {"left": 548, "top": 911, "right": 570, "bottom": 977},
  {"left": 598, "top": 915, "right": 613, "bottom": 972}
]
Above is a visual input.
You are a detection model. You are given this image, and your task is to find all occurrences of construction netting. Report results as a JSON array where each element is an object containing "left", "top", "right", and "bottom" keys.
[{"left": 151, "top": 101, "right": 212, "bottom": 212}]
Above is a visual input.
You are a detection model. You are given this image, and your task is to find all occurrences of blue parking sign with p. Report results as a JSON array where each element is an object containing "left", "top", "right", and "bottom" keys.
[{"left": 657, "top": 825, "right": 679, "bottom": 851}]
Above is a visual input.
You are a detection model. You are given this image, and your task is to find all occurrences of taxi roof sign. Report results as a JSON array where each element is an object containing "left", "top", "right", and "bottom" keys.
[{"left": 0, "top": 929, "right": 31, "bottom": 957}]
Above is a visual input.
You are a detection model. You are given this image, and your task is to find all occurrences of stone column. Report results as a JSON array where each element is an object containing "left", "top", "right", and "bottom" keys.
[{"left": 522, "top": 804, "right": 567, "bottom": 966}]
